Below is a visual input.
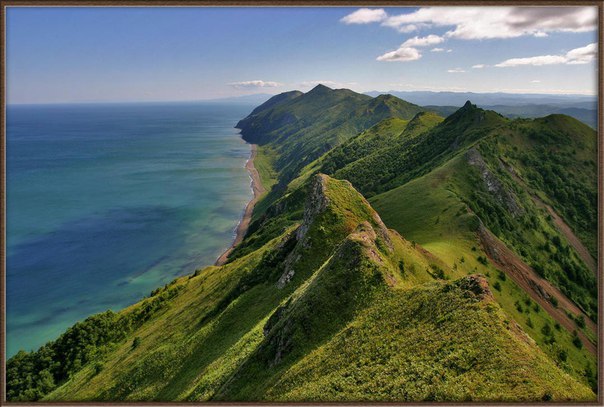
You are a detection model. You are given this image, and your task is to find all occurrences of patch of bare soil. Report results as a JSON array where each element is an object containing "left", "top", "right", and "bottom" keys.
[{"left": 478, "top": 224, "right": 596, "bottom": 355}]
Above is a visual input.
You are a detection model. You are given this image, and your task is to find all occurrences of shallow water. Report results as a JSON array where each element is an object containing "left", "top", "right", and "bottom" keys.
[{"left": 6, "top": 102, "right": 254, "bottom": 357}]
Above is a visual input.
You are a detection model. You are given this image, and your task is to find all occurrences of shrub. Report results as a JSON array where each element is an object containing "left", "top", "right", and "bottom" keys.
[{"left": 572, "top": 331, "right": 583, "bottom": 349}]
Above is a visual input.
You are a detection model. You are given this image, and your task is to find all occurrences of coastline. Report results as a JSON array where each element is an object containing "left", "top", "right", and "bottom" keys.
[{"left": 215, "top": 143, "right": 265, "bottom": 266}]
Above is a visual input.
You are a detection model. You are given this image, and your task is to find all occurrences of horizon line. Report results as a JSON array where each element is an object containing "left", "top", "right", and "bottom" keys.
[{"left": 6, "top": 89, "right": 598, "bottom": 107}]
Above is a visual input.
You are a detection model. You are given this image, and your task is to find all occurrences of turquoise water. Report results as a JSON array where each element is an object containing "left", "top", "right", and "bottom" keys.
[{"left": 6, "top": 102, "right": 254, "bottom": 357}]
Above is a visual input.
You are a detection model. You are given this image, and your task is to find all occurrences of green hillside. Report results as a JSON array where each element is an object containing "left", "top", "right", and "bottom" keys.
[
  {"left": 236, "top": 85, "right": 427, "bottom": 183},
  {"left": 7, "top": 87, "right": 598, "bottom": 402},
  {"left": 7, "top": 175, "right": 595, "bottom": 402}
]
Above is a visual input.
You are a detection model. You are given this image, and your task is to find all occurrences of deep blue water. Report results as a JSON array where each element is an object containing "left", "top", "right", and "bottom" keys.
[{"left": 6, "top": 102, "right": 255, "bottom": 357}]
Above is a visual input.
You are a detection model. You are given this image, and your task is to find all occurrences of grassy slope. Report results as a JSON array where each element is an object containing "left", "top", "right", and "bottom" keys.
[
  {"left": 8, "top": 91, "right": 598, "bottom": 402},
  {"left": 258, "top": 281, "right": 593, "bottom": 402},
  {"left": 335, "top": 102, "right": 505, "bottom": 197},
  {"left": 19, "top": 174, "right": 591, "bottom": 402},
  {"left": 236, "top": 85, "right": 427, "bottom": 183},
  {"left": 495, "top": 114, "right": 597, "bottom": 256},
  {"left": 370, "top": 150, "right": 596, "bottom": 389}
]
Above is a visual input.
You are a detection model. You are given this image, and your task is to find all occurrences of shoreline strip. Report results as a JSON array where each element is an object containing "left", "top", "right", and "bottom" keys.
[{"left": 215, "top": 144, "right": 265, "bottom": 266}]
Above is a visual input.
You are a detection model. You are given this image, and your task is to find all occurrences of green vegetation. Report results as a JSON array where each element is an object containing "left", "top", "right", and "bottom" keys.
[
  {"left": 7, "top": 87, "right": 598, "bottom": 402},
  {"left": 7, "top": 282, "right": 184, "bottom": 400},
  {"left": 237, "top": 85, "right": 427, "bottom": 183}
]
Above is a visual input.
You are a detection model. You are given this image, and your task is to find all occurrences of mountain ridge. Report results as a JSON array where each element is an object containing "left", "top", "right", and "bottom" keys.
[{"left": 7, "top": 86, "right": 598, "bottom": 402}]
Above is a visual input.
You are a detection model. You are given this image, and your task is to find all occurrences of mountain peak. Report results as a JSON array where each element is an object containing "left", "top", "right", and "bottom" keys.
[
  {"left": 307, "top": 84, "right": 333, "bottom": 94},
  {"left": 462, "top": 100, "right": 475, "bottom": 109}
]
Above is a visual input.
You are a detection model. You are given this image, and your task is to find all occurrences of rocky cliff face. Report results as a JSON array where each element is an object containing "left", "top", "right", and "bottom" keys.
[{"left": 466, "top": 147, "right": 524, "bottom": 217}]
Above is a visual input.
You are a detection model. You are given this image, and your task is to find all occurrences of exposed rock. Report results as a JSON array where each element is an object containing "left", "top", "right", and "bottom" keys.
[
  {"left": 454, "top": 274, "right": 494, "bottom": 302},
  {"left": 295, "top": 174, "right": 330, "bottom": 242},
  {"left": 277, "top": 175, "right": 330, "bottom": 288},
  {"left": 466, "top": 147, "right": 524, "bottom": 217}
]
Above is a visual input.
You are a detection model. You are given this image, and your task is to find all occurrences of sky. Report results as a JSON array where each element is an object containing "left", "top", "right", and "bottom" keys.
[{"left": 5, "top": 6, "right": 599, "bottom": 104}]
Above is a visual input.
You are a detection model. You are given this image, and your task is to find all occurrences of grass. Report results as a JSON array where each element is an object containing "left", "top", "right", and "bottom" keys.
[
  {"left": 238, "top": 279, "right": 594, "bottom": 402},
  {"left": 253, "top": 145, "right": 279, "bottom": 193},
  {"left": 9, "top": 91, "right": 598, "bottom": 403},
  {"left": 370, "top": 151, "right": 596, "bottom": 389}
]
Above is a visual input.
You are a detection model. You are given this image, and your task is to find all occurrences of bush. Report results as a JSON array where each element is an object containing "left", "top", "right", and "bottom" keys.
[
  {"left": 572, "top": 331, "right": 583, "bottom": 349},
  {"left": 558, "top": 349, "right": 568, "bottom": 362}
]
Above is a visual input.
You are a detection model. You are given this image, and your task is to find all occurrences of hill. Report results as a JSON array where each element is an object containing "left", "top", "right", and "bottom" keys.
[
  {"left": 7, "top": 175, "right": 595, "bottom": 402},
  {"left": 427, "top": 104, "right": 597, "bottom": 129},
  {"left": 6, "top": 87, "right": 598, "bottom": 402},
  {"left": 236, "top": 85, "right": 427, "bottom": 183}
]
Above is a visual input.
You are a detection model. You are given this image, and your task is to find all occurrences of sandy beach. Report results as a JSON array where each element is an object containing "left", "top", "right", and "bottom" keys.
[{"left": 215, "top": 144, "right": 265, "bottom": 266}]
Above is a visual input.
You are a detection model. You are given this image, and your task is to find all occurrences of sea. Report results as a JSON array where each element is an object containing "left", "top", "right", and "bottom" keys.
[{"left": 6, "top": 102, "right": 256, "bottom": 357}]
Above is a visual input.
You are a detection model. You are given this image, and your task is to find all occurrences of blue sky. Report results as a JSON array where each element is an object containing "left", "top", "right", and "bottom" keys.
[{"left": 6, "top": 6, "right": 598, "bottom": 103}]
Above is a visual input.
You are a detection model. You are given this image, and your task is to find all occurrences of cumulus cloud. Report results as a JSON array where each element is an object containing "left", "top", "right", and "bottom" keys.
[
  {"left": 472, "top": 64, "right": 486, "bottom": 69},
  {"left": 342, "top": 7, "right": 597, "bottom": 65},
  {"left": 377, "top": 46, "right": 421, "bottom": 62},
  {"left": 378, "top": 7, "right": 597, "bottom": 39},
  {"left": 228, "top": 80, "right": 282, "bottom": 89},
  {"left": 495, "top": 43, "right": 596, "bottom": 67},
  {"left": 401, "top": 34, "right": 444, "bottom": 47},
  {"left": 565, "top": 43, "right": 598, "bottom": 64},
  {"left": 377, "top": 35, "right": 443, "bottom": 62},
  {"left": 447, "top": 68, "right": 466, "bottom": 73},
  {"left": 340, "top": 8, "right": 387, "bottom": 24}
]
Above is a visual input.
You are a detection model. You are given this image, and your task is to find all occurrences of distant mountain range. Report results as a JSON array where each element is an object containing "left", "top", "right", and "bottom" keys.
[
  {"left": 364, "top": 90, "right": 597, "bottom": 108},
  {"left": 214, "top": 90, "right": 597, "bottom": 128}
]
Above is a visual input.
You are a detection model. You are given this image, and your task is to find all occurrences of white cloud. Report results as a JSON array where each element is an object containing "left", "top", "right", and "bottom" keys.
[
  {"left": 340, "top": 8, "right": 387, "bottom": 24},
  {"left": 446, "top": 49, "right": 452, "bottom": 53},
  {"left": 402, "top": 35, "right": 444, "bottom": 47},
  {"left": 565, "top": 43, "right": 597, "bottom": 64},
  {"left": 496, "top": 55, "right": 567, "bottom": 67},
  {"left": 431, "top": 47, "right": 445, "bottom": 52},
  {"left": 495, "top": 43, "right": 597, "bottom": 67},
  {"left": 395, "top": 24, "right": 419, "bottom": 33},
  {"left": 228, "top": 80, "right": 283, "bottom": 89},
  {"left": 377, "top": 46, "right": 421, "bottom": 62},
  {"left": 472, "top": 64, "right": 486, "bottom": 69},
  {"left": 378, "top": 35, "right": 443, "bottom": 63},
  {"left": 531, "top": 80, "right": 541, "bottom": 83},
  {"left": 447, "top": 68, "right": 466, "bottom": 73},
  {"left": 343, "top": 7, "right": 596, "bottom": 39}
]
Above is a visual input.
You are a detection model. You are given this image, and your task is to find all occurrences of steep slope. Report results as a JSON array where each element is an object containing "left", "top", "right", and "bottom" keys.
[
  {"left": 238, "top": 100, "right": 597, "bottom": 392},
  {"left": 7, "top": 174, "right": 593, "bottom": 402},
  {"left": 332, "top": 102, "right": 506, "bottom": 197},
  {"left": 249, "top": 276, "right": 594, "bottom": 402},
  {"left": 247, "top": 90, "right": 303, "bottom": 116},
  {"left": 366, "top": 110, "right": 597, "bottom": 388},
  {"left": 236, "top": 85, "right": 427, "bottom": 183},
  {"left": 7, "top": 92, "right": 598, "bottom": 403}
]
